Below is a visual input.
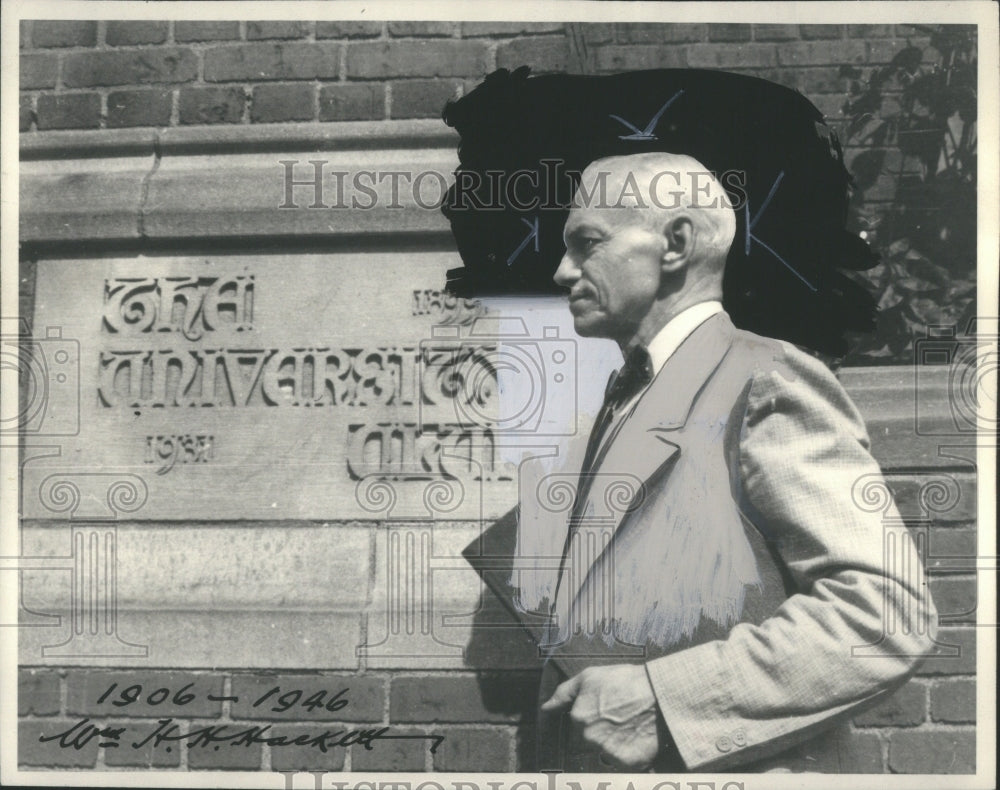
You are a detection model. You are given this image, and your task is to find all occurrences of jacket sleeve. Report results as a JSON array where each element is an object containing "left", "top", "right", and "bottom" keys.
[{"left": 645, "top": 349, "right": 938, "bottom": 770}]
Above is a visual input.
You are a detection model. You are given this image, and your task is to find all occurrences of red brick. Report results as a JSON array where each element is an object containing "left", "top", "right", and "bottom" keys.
[
  {"left": 762, "top": 729, "right": 884, "bottom": 772},
  {"left": 497, "top": 36, "right": 571, "bottom": 74},
  {"left": 853, "top": 682, "right": 926, "bottom": 727},
  {"left": 833, "top": 731, "right": 885, "bottom": 773},
  {"left": 798, "top": 66, "right": 852, "bottom": 94},
  {"left": 105, "top": 21, "right": 168, "bottom": 46},
  {"left": 391, "top": 79, "right": 460, "bottom": 119},
  {"left": 866, "top": 37, "right": 934, "bottom": 66},
  {"left": 930, "top": 679, "right": 976, "bottom": 723},
  {"left": 31, "top": 21, "right": 97, "bottom": 48},
  {"left": 737, "top": 67, "right": 802, "bottom": 91},
  {"left": 174, "top": 21, "right": 241, "bottom": 42},
  {"left": 345, "top": 40, "right": 488, "bottom": 79},
  {"left": 36, "top": 92, "right": 101, "bottom": 130},
  {"left": 888, "top": 474, "right": 977, "bottom": 522},
  {"left": 351, "top": 727, "right": 427, "bottom": 770},
  {"left": 20, "top": 94, "right": 35, "bottom": 131},
  {"left": 389, "top": 22, "right": 457, "bottom": 38},
  {"left": 20, "top": 53, "right": 58, "bottom": 89},
  {"left": 927, "top": 529, "right": 978, "bottom": 566},
  {"left": 390, "top": 674, "right": 537, "bottom": 723},
  {"left": 688, "top": 43, "right": 777, "bottom": 69},
  {"left": 65, "top": 670, "right": 224, "bottom": 718},
  {"left": 205, "top": 43, "right": 339, "bottom": 81},
  {"left": 63, "top": 48, "right": 197, "bottom": 87},
  {"left": 251, "top": 83, "right": 315, "bottom": 122},
  {"left": 102, "top": 721, "right": 180, "bottom": 767},
  {"left": 708, "top": 24, "right": 752, "bottom": 42},
  {"left": 888, "top": 730, "right": 975, "bottom": 773},
  {"left": 894, "top": 25, "right": 931, "bottom": 38},
  {"left": 316, "top": 21, "right": 383, "bottom": 39},
  {"left": 616, "top": 24, "right": 706, "bottom": 44},
  {"left": 19, "top": 719, "right": 98, "bottom": 767},
  {"left": 593, "top": 45, "right": 688, "bottom": 73},
  {"left": 229, "top": 674, "right": 385, "bottom": 722},
  {"left": 186, "top": 721, "right": 263, "bottom": 769},
  {"left": 19, "top": 669, "right": 60, "bottom": 716},
  {"left": 319, "top": 83, "right": 384, "bottom": 121},
  {"left": 779, "top": 39, "right": 867, "bottom": 66},
  {"left": 800, "top": 25, "right": 845, "bottom": 40},
  {"left": 433, "top": 727, "right": 511, "bottom": 771},
  {"left": 849, "top": 25, "right": 895, "bottom": 38},
  {"left": 179, "top": 86, "right": 246, "bottom": 124},
  {"left": 916, "top": 627, "right": 976, "bottom": 675},
  {"left": 929, "top": 576, "right": 976, "bottom": 623},
  {"left": 107, "top": 88, "right": 172, "bottom": 127},
  {"left": 267, "top": 724, "right": 348, "bottom": 771},
  {"left": 462, "top": 22, "right": 564, "bottom": 37},
  {"left": 753, "top": 24, "right": 800, "bottom": 41},
  {"left": 247, "top": 21, "right": 311, "bottom": 40}
]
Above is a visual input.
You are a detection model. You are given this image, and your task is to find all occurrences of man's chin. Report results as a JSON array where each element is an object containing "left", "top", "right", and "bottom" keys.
[{"left": 570, "top": 314, "right": 604, "bottom": 338}]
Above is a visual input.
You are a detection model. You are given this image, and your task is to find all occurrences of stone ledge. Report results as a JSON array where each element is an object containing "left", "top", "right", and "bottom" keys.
[
  {"left": 20, "top": 121, "right": 460, "bottom": 247},
  {"left": 19, "top": 120, "right": 457, "bottom": 159},
  {"left": 17, "top": 609, "right": 363, "bottom": 669},
  {"left": 19, "top": 523, "right": 374, "bottom": 611}
]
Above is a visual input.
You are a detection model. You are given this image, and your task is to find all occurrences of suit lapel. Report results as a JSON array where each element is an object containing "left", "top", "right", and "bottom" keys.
[{"left": 558, "top": 313, "right": 737, "bottom": 612}]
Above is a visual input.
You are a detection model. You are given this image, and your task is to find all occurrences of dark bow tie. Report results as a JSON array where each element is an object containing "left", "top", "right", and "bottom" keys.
[
  {"left": 604, "top": 345, "right": 654, "bottom": 411},
  {"left": 575, "top": 345, "right": 654, "bottom": 497}
]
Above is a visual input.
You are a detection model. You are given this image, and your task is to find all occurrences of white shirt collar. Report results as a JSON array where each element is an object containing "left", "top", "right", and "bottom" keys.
[{"left": 644, "top": 300, "right": 724, "bottom": 375}]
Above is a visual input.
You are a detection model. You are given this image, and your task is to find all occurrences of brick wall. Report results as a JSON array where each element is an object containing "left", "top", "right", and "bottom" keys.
[
  {"left": 17, "top": 668, "right": 536, "bottom": 771},
  {"left": 18, "top": 472, "right": 977, "bottom": 773},
  {"left": 17, "top": 19, "right": 977, "bottom": 776},
  {"left": 19, "top": 20, "right": 932, "bottom": 131},
  {"left": 17, "top": 626, "right": 979, "bottom": 773}
]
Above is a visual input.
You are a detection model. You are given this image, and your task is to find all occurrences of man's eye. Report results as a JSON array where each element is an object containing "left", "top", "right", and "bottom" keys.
[{"left": 579, "top": 237, "right": 600, "bottom": 249}]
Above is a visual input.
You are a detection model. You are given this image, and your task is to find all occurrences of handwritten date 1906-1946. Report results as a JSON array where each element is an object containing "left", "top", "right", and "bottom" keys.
[{"left": 38, "top": 681, "right": 444, "bottom": 754}]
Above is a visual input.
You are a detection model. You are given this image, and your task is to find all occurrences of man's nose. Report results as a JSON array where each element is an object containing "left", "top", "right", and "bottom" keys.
[{"left": 553, "top": 253, "right": 580, "bottom": 287}]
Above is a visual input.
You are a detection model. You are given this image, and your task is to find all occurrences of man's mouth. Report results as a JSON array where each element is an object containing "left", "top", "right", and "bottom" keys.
[{"left": 569, "top": 292, "right": 596, "bottom": 313}]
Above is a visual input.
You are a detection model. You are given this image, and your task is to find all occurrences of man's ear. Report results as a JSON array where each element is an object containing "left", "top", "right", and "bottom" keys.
[{"left": 661, "top": 216, "right": 694, "bottom": 273}]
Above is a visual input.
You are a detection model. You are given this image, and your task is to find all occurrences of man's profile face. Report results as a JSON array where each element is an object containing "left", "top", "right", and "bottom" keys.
[{"left": 555, "top": 198, "right": 665, "bottom": 344}]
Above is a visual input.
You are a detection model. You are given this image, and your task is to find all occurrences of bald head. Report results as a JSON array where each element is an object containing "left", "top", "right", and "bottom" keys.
[
  {"left": 555, "top": 152, "right": 737, "bottom": 348},
  {"left": 574, "top": 152, "right": 737, "bottom": 271}
]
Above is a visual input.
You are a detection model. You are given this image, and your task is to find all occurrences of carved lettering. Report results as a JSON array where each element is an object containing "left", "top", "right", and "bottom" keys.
[
  {"left": 98, "top": 345, "right": 497, "bottom": 411},
  {"left": 104, "top": 276, "right": 254, "bottom": 338},
  {"left": 145, "top": 434, "right": 214, "bottom": 475},
  {"left": 411, "top": 289, "right": 485, "bottom": 325},
  {"left": 346, "top": 423, "right": 511, "bottom": 481}
]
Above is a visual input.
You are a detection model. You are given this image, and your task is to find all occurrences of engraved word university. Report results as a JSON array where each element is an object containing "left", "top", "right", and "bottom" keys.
[{"left": 98, "top": 273, "right": 508, "bottom": 482}]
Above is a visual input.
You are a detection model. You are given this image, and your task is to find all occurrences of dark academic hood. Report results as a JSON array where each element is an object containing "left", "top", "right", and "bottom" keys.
[{"left": 441, "top": 67, "right": 879, "bottom": 355}]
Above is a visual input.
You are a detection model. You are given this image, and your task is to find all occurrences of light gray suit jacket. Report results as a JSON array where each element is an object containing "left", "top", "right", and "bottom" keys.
[{"left": 514, "top": 312, "right": 937, "bottom": 772}]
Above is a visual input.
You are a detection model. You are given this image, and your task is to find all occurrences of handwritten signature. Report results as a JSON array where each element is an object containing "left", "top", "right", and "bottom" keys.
[{"left": 39, "top": 717, "right": 444, "bottom": 754}]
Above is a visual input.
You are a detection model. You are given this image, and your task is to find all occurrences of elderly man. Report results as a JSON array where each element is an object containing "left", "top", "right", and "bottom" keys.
[{"left": 506, "top": 151, "right": 938, "bottom": 772}]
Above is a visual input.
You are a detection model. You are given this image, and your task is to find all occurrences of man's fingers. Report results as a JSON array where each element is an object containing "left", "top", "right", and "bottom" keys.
[{"left": 540, "top": 674, "right": 583, "bottom": 711}]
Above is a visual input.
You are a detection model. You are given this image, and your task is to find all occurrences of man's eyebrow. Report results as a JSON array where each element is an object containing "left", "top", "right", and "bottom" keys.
[{"left": 563, "top": 223, "right": 606, "bottom": 242}]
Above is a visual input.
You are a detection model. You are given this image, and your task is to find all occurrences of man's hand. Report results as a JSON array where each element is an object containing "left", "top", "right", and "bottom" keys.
[{"left": 540, "top": 664, "right": 661, "bottom": 769}]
